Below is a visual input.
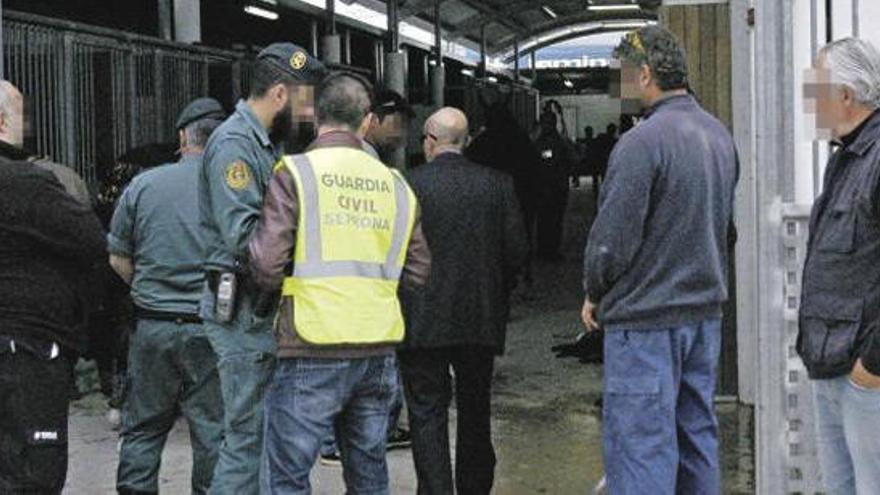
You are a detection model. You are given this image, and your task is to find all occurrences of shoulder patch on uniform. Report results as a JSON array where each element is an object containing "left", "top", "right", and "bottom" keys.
[{"left": 225, "top": 160, "right": 253, "bottom": 191}]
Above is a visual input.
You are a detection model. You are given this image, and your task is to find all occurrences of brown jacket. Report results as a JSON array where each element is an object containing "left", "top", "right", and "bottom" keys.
[{"left": 248, "top": 130, "right": 431, "bottom": 358}]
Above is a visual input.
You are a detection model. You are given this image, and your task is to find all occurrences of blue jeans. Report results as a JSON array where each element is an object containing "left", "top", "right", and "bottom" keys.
[
  {"left": 602, "top": 320, "right": 721, "bottom": 495},
  {"left": 813, "top": 375, "right": 880, "bottom": 495},
  {"left": 320, "top": 364, "right": 404, "bottom": 456},
  {"left": 262, "top": 355, "right": 398, "bottom": 494},
  {"left": 201, "top": 288, "right": 277, "bottom": 495}
]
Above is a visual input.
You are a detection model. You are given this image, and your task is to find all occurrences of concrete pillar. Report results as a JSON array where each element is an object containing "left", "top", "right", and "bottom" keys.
[
  {"left": 158, "top": 0, "right": 173, "bottom": 40},
  {"left": 431, "top": 65, "right": 445, "bottom": 107},
  {"left": 384, "top": 51, "right": 406, "bottom": 169},
  {"left": 173, "top": 0, "right": 201, "bottom": 43},
  {"left": 322, "top": 35, "right": 341, "bottom": 64}
]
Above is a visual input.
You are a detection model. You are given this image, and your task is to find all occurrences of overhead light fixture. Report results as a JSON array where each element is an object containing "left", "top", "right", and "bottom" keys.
[
  {"left": 244, "top": 5, "right": 279, "bottom": 20},
  {"left": 487, "top": 76, "right": 499, "bottom": 83},
  {"left": 461, "top": 69, "right": 475, "bottom": 77},
  {"left": 541, "top": 6, "right": 558, "bottom": 19},
  {"left": 588, "top": 4, "right": 641, "bottom": 11},
  {"left": 258, "top": 0, "right": 277, "bottom": 5},
  {"left": 563, "top": 79, "right": 574, "bottom": 88}
]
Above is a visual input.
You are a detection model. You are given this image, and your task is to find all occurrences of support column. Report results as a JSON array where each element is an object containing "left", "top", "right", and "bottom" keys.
[
  {"left": 158, "top": 0, "right": 173, "bottom": 40},
  {"left": 322, "top": 0, "right": 341, "bottom": 64},
  {"left": 384, "top": 0, "right": 406, "bottom": 168},
  {"left": 431, "top": 0, "right": 444, "bottom": 107},
  {"left": 310, "top": 20, "right": 319, "bottom": 58},
  {"left": 479, "top": 23, "right": 487, "bottom": 78},
  {"left": 344, "top": 29, "right": 352, "bottom": 65},
  {"left": 530, "top": 51, "right": 537, "bottom": 80},
  {"left": 173, "top": 0, "right": 201, "bottom": 43},
  {"left": 514, "top": 39, "right": 520, "bottom": 83}
]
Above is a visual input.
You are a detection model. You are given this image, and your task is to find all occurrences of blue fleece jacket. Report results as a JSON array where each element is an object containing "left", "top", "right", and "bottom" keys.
[{"left": 583, "top": 94, "right": 738, "bottom": 331}]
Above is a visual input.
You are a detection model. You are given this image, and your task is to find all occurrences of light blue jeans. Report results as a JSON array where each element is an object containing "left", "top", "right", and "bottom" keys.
[{"left": 813, "top": 375, "right": 880, "bottom": 495}]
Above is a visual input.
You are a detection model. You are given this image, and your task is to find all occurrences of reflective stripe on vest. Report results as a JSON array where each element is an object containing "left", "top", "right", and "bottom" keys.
[{"left": 280, "top": 148, "right": 416, "bottom": 345}]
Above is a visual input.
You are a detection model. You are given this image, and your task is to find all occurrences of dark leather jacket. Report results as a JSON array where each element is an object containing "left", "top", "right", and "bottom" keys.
[{"left": 798, "top": 110, "right": 880, "bottom": 379}]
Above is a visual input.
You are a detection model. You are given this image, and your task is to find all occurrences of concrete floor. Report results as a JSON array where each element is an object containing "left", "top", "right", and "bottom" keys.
[{"left": 64, "top": 183, "right": 754, "bottom": 494}]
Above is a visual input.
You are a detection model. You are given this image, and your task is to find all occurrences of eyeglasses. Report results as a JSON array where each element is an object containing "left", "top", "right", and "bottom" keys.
[{"left": 421, "top": 132, "right": 438, "bottom": 142}]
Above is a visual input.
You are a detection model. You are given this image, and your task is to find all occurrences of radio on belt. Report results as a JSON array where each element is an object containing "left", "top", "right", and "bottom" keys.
[{"left": 215, "top": 272, "right": 237, "bottom": 322}]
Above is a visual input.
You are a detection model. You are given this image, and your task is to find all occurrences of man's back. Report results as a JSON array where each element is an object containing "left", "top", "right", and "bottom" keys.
[
  {"left": 109, "top": 155, "right": 205, "bottom": 314},
  {"left": 0, "top": 158, "right": 105, "bottom": 351},
  {"left": 405, "top": 152, "right": 528, "bottom": 352},
  {"left": 585, "top": 94, "right": 737, "bottom": 330}
]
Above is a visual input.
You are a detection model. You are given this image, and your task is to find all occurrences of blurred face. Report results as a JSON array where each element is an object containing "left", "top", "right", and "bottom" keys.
[
  {"left": 270, "top": 83, "right": 316, "bottom": 147},
  {"left": 804, "top": 57, "right": 849, "bottom": 140},
  {"left": 368, "top": 112, "right": 406, "bottom": 150},
  {"left": 0, "top": 83, "right": 25, "bottom": 147}
]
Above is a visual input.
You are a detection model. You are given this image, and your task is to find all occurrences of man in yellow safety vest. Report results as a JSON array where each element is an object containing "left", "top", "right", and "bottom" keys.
[{"left": 248, "top": 72, "right": 431, "bottom": 493}]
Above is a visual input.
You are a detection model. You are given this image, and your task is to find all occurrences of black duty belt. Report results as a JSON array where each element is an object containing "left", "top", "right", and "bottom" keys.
[{"left": 134, "top": 306, "right": 202, "bottom": 324}]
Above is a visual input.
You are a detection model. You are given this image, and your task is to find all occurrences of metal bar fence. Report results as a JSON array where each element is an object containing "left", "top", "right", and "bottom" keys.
[{"left": 1, "top": 10, "right": 251, "bottom": 188}]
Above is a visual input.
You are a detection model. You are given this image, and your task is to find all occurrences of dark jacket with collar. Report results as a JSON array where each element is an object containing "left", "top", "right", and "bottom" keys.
[
  {"left": 798, "top": 110, "right": 880, "bottom": 379},
  {"left": 0, "top": 142, "right": 106, "bottom": 353},
  {"left": 401, "top": 152, "right": 529, "bottom": 353},
  {"left": 583, "top": 94, "right": 738, "bottom": 331}
]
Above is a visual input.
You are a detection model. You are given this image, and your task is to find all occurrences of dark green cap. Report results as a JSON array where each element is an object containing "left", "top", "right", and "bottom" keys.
[
  {"left": 257, "top": 42, "right": 326, "bottom": 84},
  {"left": 175, "top": 97, "right": 226, "bottom": 130}
]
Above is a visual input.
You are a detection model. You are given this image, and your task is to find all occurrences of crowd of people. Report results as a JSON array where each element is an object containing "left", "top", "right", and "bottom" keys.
[{"left": 2, "top": 23, "right": 880, "bottom": 495}]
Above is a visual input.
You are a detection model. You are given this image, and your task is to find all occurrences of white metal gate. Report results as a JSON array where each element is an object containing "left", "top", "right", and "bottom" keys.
[{"left": 732, "top": 0, "right": 880, "bottom": 493}]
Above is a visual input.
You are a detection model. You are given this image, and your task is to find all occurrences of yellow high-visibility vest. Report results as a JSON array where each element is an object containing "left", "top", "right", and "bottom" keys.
[{"left": 279, "top": 147, "right": 417, "bottom": 345}]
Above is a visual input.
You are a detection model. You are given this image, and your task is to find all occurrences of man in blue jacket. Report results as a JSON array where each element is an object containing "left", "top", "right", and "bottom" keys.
[{"left": 582, "top": 26, "right": 737, "bottom": 494}]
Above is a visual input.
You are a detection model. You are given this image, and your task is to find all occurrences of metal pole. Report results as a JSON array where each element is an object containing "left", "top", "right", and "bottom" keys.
[
  {"left": 388, "top": 0, "right": 400, "bottom": 53},
  {"left": 327, "top": 0, "right": 336, "bottom": 36},
  {"left": 433, "top": 0, "right": 442, "bottom": 63},
  {"left": 173, "top": 0, "right": 201, "bottom": 43},
  {"left": 310, "top": 20, "right": 319, "bottom": 57},
  {"left": 530, "top": 50, "right": 537, "bottom": 80},
  {"left": 158, "top": 0, "right": 173, "bottom": 40},
  {"left": 514, "top": 39, "right": 520, "bottom": 83},
  {"left": 344, "top": 29, "right": 352, "bottom": 65},
  {"left": 480, "top": 23, "right": 487, "bottom": 78},
  {"left": 322, "top": 0, "right": 341, "bottom": 64}
]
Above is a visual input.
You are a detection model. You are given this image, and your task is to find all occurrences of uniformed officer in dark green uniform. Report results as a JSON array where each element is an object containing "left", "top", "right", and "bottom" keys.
[
  {"left": 198, "top": 43, "right": 325, "bottom": 493},
  {"left": 109, "top": 98, "right": 227, "bottom": 494}
]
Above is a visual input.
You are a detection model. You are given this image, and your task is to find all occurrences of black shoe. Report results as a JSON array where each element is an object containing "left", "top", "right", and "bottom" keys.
[
  {"left": 386, "top": 427, "right": 412, "bottom": 450},
  {"left": 319, "top": 452, "right": 342, "bottom": 467}
]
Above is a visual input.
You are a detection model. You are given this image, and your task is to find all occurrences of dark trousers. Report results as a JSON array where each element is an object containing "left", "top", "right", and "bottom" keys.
[
  {"left": 0, "top": 338, "right": 72, "bottom": 494},
  {"left": 398, "top": 346, "right": 496, "bottom": 495},
  {"left": 536, "top": 187, "right": 568, "bottom": 258}
]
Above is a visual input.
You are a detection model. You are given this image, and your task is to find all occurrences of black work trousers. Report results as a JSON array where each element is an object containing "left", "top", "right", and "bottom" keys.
[
  {"left": 536, "top": 186, "right": 569, "bottom": 259},
  {"left": 0, "top": 337, "right": 72, "bottom": 494},
  {"left": 398, "top": 346, "right": 496, "bottom": 495}
]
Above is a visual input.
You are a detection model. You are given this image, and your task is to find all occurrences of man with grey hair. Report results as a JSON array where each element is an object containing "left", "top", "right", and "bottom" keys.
[
  {"left": 800, "top": 37, "right": 880, "bottom": 495},
  {"left": 109, "top": 98, "right": 226, "bottom": 494},
  {"left": 582, "top": 26, "right": 737, "bottom": 494}
]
